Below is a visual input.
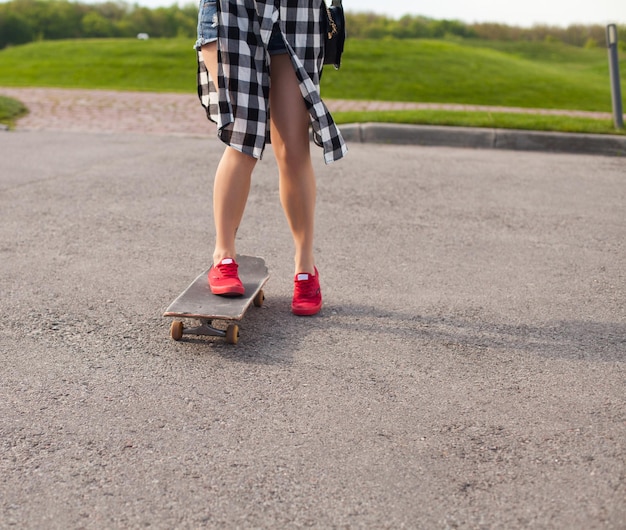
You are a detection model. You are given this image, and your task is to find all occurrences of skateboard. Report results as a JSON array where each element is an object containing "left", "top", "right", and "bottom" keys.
[{"left": 163, "top": 255, "right": 269, "bottom": 344}]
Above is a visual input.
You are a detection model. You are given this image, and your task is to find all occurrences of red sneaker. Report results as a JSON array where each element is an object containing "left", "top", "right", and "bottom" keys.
[
  {"left": 292, "top": 267, "right": 322, "bottom": 316},
  {"left": 208, "top": 258, "right": 245, "bottom": 296}
]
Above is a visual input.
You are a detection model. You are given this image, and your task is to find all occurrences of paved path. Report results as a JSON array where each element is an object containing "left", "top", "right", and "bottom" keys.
[
  {"left": 0, "top": 86, "right": 615, "bottom": 135},
  {"left": 1, "top": 128, "right": 624, "bottom": 528}
]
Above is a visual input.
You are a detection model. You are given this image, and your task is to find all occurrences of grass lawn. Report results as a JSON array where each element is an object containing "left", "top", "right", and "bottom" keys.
[
  {"left": 0, "top": 95, "right": 27, "bottom": 127},
  {"left": 0, "top": 37, "right": 624, "bottom": 134},
  {"left": 0, "top": 39, "right": 198, "bottom": 92},
  {"left": 333, "top": 109, "right": 625, "bottom": 135},
  {"left": 321, "top": 39, "right": 624, "bottom": 112},
  {"left": 0, "top": 38, "right": 193, "bottom": 127}
]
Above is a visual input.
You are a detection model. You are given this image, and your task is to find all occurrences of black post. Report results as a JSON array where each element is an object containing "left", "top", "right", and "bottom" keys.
[{"left": 606, "top": 24, "right": 624, "bottom": 130}]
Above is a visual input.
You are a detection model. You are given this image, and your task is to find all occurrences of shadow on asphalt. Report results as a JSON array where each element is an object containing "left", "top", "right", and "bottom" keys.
[{"left": 168, "top": 298, "right": 625, "bottom": 365}]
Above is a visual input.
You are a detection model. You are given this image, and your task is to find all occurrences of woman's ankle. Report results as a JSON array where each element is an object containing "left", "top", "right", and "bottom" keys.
[
  {"left": 213, "top": 249, "right": 237, "bottom": 265},
  {"left": 294, "top": 256, "right": 316, "bottom": 275}
]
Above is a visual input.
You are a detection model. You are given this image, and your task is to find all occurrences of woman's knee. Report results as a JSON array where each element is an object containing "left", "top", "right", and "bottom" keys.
[
  {"left": 221, "top": 146, "right": 257, "bottom": 171},
  {"left": 273, "top": 137, "right": 311, "bottom": 172}
]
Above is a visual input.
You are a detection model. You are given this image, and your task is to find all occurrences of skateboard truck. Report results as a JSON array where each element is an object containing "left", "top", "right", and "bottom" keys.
[
  {"left": 170, "top": 319, "right": 240, "bottom": 344},
  {"left": 168, "top": 289, "right": 264, "bottom": 345}
]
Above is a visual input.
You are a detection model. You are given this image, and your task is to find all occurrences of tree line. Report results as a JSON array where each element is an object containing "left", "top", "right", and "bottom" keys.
[
  {"left": 350, "top": 12, "right": 625, "bottom": 49},
  {"left": 0, "top": 0, "right": 198, "bottom": 47},
  {"left": 1, "top": 0, "right": 624, "bottom": 50}
]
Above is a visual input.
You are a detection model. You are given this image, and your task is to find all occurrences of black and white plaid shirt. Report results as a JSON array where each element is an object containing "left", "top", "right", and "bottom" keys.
[{"left": 197, "top": 0, "right": 347, "bottom": 164}]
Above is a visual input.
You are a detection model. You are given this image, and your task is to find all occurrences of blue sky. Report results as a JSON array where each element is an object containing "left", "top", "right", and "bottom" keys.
[{"left": 129, "top": 0, "right": 626, "bottom": 27}]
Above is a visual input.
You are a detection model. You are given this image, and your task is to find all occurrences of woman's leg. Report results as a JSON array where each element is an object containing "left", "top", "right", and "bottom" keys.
[
  {"left": 211, "top": 147, "right": 255, "bottom": 263},
  {"left": 269, "top": 53, "right": 317, "bottom": 275},
  {"left": 201, "top": 42, "right": 256, "bottom": 264}
]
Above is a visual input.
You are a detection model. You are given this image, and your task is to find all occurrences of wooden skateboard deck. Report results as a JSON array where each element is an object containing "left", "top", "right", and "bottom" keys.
[{"left": 164, "top": 255, "right": 269, "bottom": 344}]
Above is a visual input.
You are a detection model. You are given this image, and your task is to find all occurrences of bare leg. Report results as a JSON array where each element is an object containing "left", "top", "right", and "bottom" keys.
[
  {"left": 269, "top": 53, "right": 317, "bottom": 275},
  {"left": 201, "top": 42, "right": 256, "bottom": 264},
  {"left": 211, "top": 147, "right": 255, "bottom": 263}
]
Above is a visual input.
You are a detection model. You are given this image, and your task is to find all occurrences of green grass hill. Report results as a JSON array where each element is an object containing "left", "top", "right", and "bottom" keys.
[
  {"left": 1, "top": 37, "right": 624, "bottom": 133},
  {"left": 1, "top": 38, "right": 623, "bottom": 112}
]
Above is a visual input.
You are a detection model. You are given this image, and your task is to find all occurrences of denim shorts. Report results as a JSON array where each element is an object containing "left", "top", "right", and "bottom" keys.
[{"left": 194, "top": 0, "right": 287, "bottom": 54}]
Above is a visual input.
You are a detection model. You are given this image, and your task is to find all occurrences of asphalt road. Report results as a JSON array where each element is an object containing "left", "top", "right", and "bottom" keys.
[{"left": 1, "top": 130, "right": 625, "bottom": 528}]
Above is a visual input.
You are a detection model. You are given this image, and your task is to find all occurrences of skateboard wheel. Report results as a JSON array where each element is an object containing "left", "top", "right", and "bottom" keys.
[
  {"left": 226, "top": 324, "right": 239, "bottom": 345},
  {"left": 170, "top": 321, "right": 184, "bottom": 341},
  {"left": 253, "top": 289, "right": 265, "bottom": 308}
]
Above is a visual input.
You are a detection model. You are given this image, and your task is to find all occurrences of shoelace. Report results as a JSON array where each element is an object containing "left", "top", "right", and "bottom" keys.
[
  {"left": 295, "top": 277, "right": 320, "bottom": 298},
  {"left": 217, "top": 262, "right": 239, "bottom": 278}
]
